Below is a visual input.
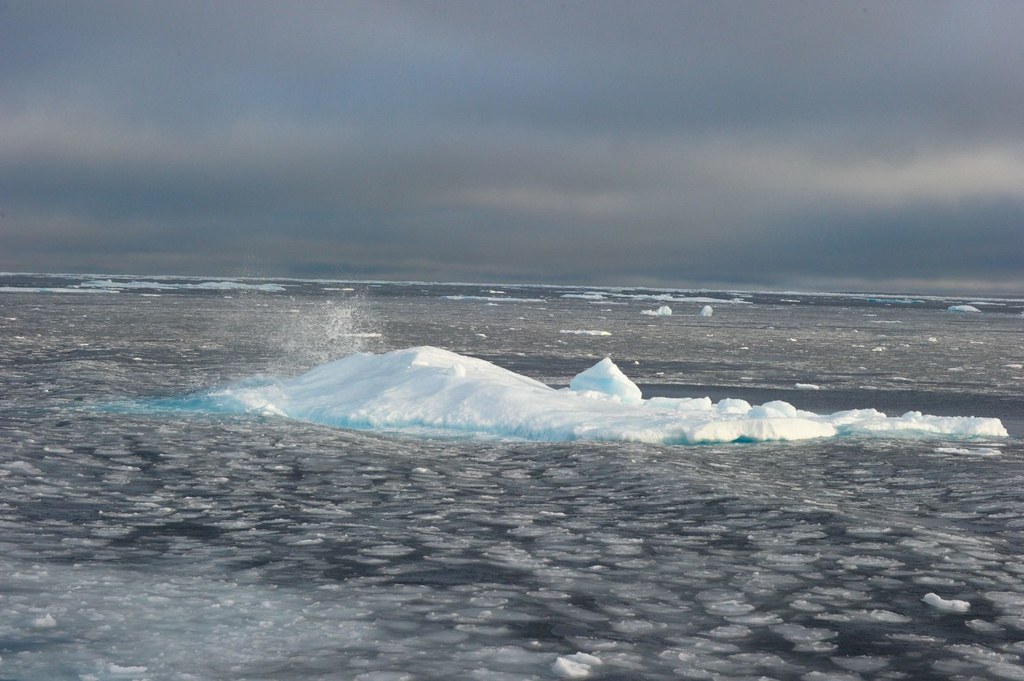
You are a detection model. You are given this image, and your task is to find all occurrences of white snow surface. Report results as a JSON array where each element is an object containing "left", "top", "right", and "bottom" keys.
[
  {"left": 568, "top": 357, "right": 643, "bottom": 404},
  {"left": 198, "top": 346, "right": 1008, "bottom": 444}
]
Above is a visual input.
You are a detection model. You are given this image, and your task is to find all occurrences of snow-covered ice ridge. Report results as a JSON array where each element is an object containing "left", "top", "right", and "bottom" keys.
[{"left": 168, "top": 346, "right": 1007, "bottom": 444}]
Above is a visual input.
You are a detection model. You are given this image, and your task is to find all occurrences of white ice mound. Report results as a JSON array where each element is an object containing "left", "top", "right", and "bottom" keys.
[
  {"left": 553, "top": 652, "right": 602, "bottom": 678},
  {"left": 199, "top": 346, "right": 1008, "bottom": 444},
  {"left": 641, "top": 305, "right": 673, "bottom": 316},
  {"left": 569, "top": 357, "right": 643, "bottom": 404},
  {"left": 922, "top": 592, "right": 971, "bottom": 613},
  {"left": 700, "top": 304, "right": 714, "bottom": 317},
  {"left": 947, "top": 304, "right": 982, "bottom": 313}
]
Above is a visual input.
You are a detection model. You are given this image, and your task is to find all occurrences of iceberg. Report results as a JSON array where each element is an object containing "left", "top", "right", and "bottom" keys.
[
  {"left": 171, "top": 347, "right": 1008, "bottom": 445},
  {"left": 947, "top": 305, "right": 982, "bottom": 313},
  {"left": 641, "top": 305, "right": 673, "bottom": 316},
  {"left": 700, "top": 305, "right": 714, "bottom": 317}
]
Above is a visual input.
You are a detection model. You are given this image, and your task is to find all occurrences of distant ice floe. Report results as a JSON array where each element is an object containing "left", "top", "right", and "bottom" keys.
[
  {"left": 947, "top": 305, "right": 982, "bottom": 313},
  {"left": 0, "top": 286, "right": 116, "bottom": 294},
  {"left": 444, "top": 294, "right": 545, "bottom": 303},
  {"left": 867, "top": 297, "right": 923, "bottom": 305},
  {"left": 79, "top": 279, "right": 286, "bottom": 292},
  {"left": 560, "top": 290, "right": 751, "bottom": 305},
  {"left": 641, "top": 305, "right": 673, "bottom": 316},
  {"left": 160, "top": 346, "right": 1008, "bottom": 445},
  {"left": 700, "top": 305, "right": 714, "bottom": 317},
  {"left": 559, "top": 329, "right": 612, "bottom": 336},
  {"left": 794, "top": 383, "right": 822, "bottom": 391}
]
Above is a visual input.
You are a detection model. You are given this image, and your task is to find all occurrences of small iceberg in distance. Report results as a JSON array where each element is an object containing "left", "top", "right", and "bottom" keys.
[
  {"left": 947, "top": 304, "right": 982, "bottom": 313},
  {"left": 158, "top": 347, "right": 1008, "bottom": 445}
]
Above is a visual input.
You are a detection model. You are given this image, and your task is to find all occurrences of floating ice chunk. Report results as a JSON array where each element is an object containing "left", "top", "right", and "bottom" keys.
[
  {"left": 986, "top": 591, "right": 1024, "bottom": 612},
  {"left": 155, "top": 346, "right": 1008, "bottom": 445},
  {"left": 923, "top": 592, "right": 971, "bottom": 613},
  {"left": 109, "top": 664, "right": 149, "bottom": 675},
  {"left": 935, "top": 446, "right": 1001, "bottom": 456},
  {"left": 855, "top": 609, "right": 912, "bottom": 623},
  {"left": 831, "top": 656, "right": 892, "bottom": 673},
  {"left": 559, "top": 329, "right": 612, "bottom": 336},
  {"left": 561, "top": 292, "right": 605, "bottom": 300},
  {"left": 967, "top": 619, "right": 1004, "bottom": 634},
  {"left": 699, "top": 305, "right": 713, "bottom": 317},
  {"left": 552, "top": 652, "right": 602, "bottom": 678},
  {"left": 5, "top": 460, "right": 43, "bottom": 476},
  {"left": 947, "top": 305, "right": 982, "bottom": 313},
  {"left": 772, "top": 623, "right": 837, "bottom": 641},
  {"left": 569, "top": 357, "right": 642, "bottom": 404},
  {"left": 641, "top": 305, "right": 673, "bottom": 316},
  {"left": 707, "top": 624, "right": 752, "bottom": 639},
  {"left": 795, "top": 383, "right": 821, "bottom": 390},
  {"left": 444, "top": 294, "right": 546, "bottom": 302},
  {"left": 31, "top": 613, "right": 57, "bottom": 629}
]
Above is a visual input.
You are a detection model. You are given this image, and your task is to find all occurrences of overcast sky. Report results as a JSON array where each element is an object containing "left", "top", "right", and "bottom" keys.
[{"left": 2, "top": 1, "right": 1022, "bottom": 292}]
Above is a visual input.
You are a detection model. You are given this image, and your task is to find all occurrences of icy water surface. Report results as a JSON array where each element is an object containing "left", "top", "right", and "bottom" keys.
[{"left": 1, "top": 274, "right": 1023, "bottom": 680}]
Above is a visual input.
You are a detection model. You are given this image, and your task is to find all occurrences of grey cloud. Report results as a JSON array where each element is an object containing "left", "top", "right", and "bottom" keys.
[{"left": 1, "top": 1, "right": 1022, "bottom": 291}]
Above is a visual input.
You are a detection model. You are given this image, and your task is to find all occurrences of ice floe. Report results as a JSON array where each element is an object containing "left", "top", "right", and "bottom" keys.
[
  {"left": 155, "top": 346, "right": 1008, "bottom": 445},
  {"left": 79, "top": 279, "right": 286, "bottom": 292},
  {"left": 923, "top": 593, "right": 971, "bottom": 613},
  {"left": 552, "top": 652, "right": 602, "bottom": 678},
  {"left": 558, "top": 329, "right": 612, "bottom": 336}
]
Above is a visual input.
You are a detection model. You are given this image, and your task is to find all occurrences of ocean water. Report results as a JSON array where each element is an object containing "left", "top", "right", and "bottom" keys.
[{"left": 1, "top": 273, "right": 1023, "bottom": 680}]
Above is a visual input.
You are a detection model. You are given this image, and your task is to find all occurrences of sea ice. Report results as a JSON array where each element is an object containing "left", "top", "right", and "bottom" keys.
[
  {"left": 947, "top": 305, "right": 982, "bottom": 313},
  {"left": 79, "top": 278, "right": 285, "bottom": 292},
  {"left": 641, "top": 305, "right": 673, "bottom": 316},
  {"left": 108, "top": 664, "right": 149, "bottom": 674},
  {"left": 699, "top": 305, "right": 714, "bottom": 317},
  {"left": 552, "top": 652, "right": 602, "bottom": 678},
  {"left": 161, "top": 346, "right": 1008, "bottom": 445},
  {"left": 923, "top": 592, "right": 971, "bottom": 613}
]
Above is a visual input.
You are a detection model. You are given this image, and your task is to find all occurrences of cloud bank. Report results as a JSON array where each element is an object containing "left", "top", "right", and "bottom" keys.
[{"left": 1, "top": 1, "right": 1022, "bottom": 292}]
